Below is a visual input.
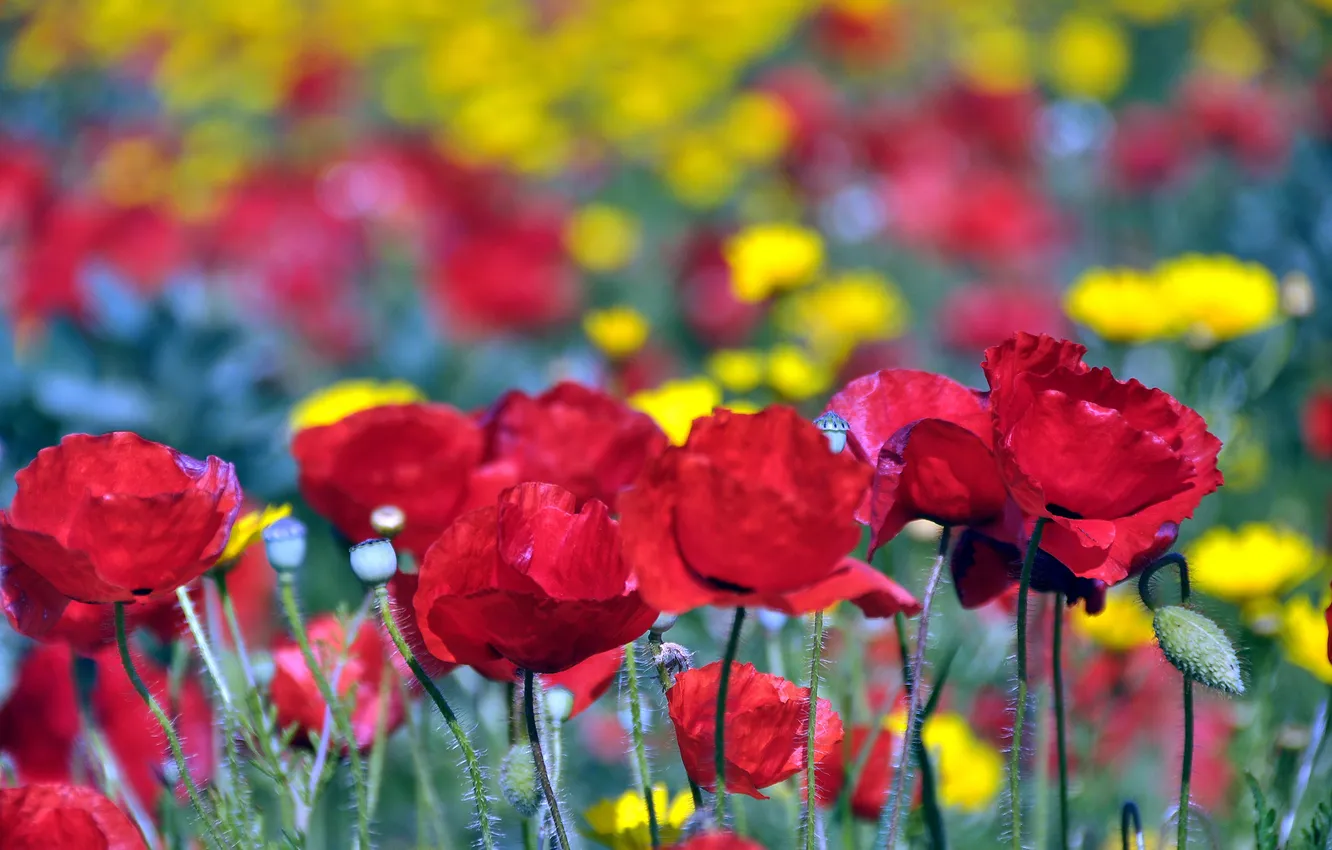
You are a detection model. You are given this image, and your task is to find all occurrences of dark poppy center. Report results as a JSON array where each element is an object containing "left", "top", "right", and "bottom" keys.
[
  {"left": 1045, "top": 503, "right": 1083, "bottom": 519},
  {"left": 131, "top": 588, "right": 152, "bottom": 597}
]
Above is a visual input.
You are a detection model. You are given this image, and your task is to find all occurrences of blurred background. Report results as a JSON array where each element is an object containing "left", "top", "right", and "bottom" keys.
[{"left": 2, "top": 0, "right": 1332, "bottom": 846}]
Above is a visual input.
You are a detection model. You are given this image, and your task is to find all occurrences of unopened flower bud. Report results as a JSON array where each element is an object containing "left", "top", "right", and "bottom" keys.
[
  {"left": 262, "top": 517, "right": 308, "bottom": 574},
  {"left": 904, "top": 518, "right": 943, "bottom": 543},
  {"left": 1281, "top": 271, "right": 1315, "bottom": 318},
  {"left": 654, "top": 641, "right": 693, "bottom": 686},
  {"left": 544, "top": 686, "right": 575, "bottom": 723},
  {"left": 756, "top": 608, "right": 788, "bottom": 634},
  {"left": 349, "top": 538, "right": 398, "bottom": 585},
  {"left": 370, "top": 505, "right": 406, "bottom": 538},
  {"left": 1152, "top": 606, "right": 1244, "bottom": 695},
  {"left": 500, "top": 744, "right": 541, "bottom": 817},
  {"left": 651, "top": 613, "right": 678, "bottom": 634},
  {"left": 814, "top": 411, "right": 850, "bottom": 454}
]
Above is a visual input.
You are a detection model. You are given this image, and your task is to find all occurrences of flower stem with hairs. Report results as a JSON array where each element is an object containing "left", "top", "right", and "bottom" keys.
[
  {"left": 648, "top": 631, "right": 705, "bottom": 809},
  {"left": 1053, "top": 592, "right": 1070, "bottom": 850},
  {"left": 1009, "top": 517, "right": 1049, "bottom": 850},
  {"left": 1179, "top": 678, "right": 1194, "bottom": 849},
  {"left": 803, "top": 610, "right": 825, "bottom": 850},
  {"left": 715, "top": 606, "right": 748, "bottom": 824},
  {"left": 524, "top": 668, "right": 571, "bottom": 850},
  {"left": 625, "top": 642, "right": 661, "bottom": 847},
  {"left": 174, "top": 586, "right": 234, "bottom": 710}
]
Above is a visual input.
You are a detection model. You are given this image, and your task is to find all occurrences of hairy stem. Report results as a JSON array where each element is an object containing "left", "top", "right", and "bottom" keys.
[
  {"left": 1053, "top": 592, "right": 1070, "bottom": 850},
  {"left": 715, "top": 607, "right": 747, "bottom": 824},
  {"left": 1178, "top": 677, "right": 1194, "bottom": 850},
  {"left": 1009, "top": 517, "right": 1049, "bottom": 850},
  {"left": 525, "top": 669, "right": 571, "bottom": 850},
  {"left": 804, "top": 610, "right": 825, "bottom": 850},
  {"left": 625, "top": 642, "right": 661, "bottom": 847}
]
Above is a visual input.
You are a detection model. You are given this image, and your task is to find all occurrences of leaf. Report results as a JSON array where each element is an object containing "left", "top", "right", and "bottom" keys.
[
  {"left": 1296, "top": 800, "right": 1331, "bottom": 850},
  {"left": 1247, "top": 773, "right": 1280, "bottom": 850}
]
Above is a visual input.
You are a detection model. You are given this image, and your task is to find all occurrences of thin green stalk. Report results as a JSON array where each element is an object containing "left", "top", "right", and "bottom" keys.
[
  {"left": 174, "top": 586, "right": 234, "bottom": 710},
  {"left": 625, "top": 642, "right": 661, "bottom": 847},
  {"left": 374, "top": 584, "right": 495, "bottom": 850},
  {"left": 1178, "top": 677, "right": 1193, "bottom": 850},
  {"left": 403, "top": 689, "right": 448, "bottom": 850},
  {"left": 804, "top": 611, "right": 826, "bottom": 850},
  {"left": 113, "top": 602, "right": 221, "bottom": 849},
  {"left": 1009, "top": 517, "right": 1049, "bottom": 850},
  {"left": 525, "top": 669, "right": 571, "bottom": 850},
  {"left": 278, "top": 576, "right": 372, "bottom": 850},
  {"left": 367, "top": 670, "right": 393, "bottom": 813},
  {"left": 213, "top": 572, "right": 257, "bottom": 692},
  {"left": 1053, "top": 592, "right": 1070, "bottom": 850},
  {"left": 647, "top": 632, "right": 705, "bottom": 810},
  {"left": 715, "top": 607, "right": 748, "bottom": 824}
]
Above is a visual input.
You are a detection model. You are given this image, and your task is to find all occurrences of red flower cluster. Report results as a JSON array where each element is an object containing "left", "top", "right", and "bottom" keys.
[
  {"left": 814, "top": 724, "right": 897, "bottom": 820},
  {"left": 0, "top": 784, "right": 147, "bottom": 850}
]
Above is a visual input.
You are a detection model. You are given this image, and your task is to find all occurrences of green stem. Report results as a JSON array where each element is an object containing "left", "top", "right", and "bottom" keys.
[
  {"left": 525, "top": 669, "right": 571, "bottom": 850},
  {"left": 804, "top": 611, "right": 825, "bottom": 850},
  {"left": 374, "top": 584, "right": 495, "bottom": 850},
  {"left": 715, "top": 607, "right": 747, "bottom": 825},
  {"left": 174, "top": 586, "right": 234, "bottom": 710},
  {"left": 113, "top": 602, "right": 221, "bottom": 849},
  {"left": 647, "top": 631, "right": 705, "bottom": 810},
  {"left": 213, "top": 572, "right": 257, "bottom": 692},
  {"left": 367, "top": 670, "right": 392, "bottom": 814},
  {"left": 1009, "top": 517, "right": 1049, "bottom": 850},
  {"left": 625, "top": 642, "right": 661, "bottom": 848},
  {"left": 278, "top": 576, "right": 372, "bottom": 850},
  {"left": 1053, "top": 592, "right": 1070, "bottom": 850},
  {"left": 1178, "top": 677, "right": 1194, "bottom": 850}
]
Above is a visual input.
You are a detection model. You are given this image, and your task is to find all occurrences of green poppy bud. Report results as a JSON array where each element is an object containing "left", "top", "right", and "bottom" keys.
[
  {"left": 1152, "top": 606, "right": 1244, "bottom": 695},
  {"left": 500, "top": 744, "right": 541, "bottom": 818}
]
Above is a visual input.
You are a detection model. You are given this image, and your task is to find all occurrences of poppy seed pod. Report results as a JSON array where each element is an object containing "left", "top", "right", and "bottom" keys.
[
  {"left": 544, "top": 687, "right": 575, "bottom": 723},
  {"left": 652, "top": 613, "right": 679, "bottom": 634},
  {"left": 263, "top": 517, "right": 309, "bottom": 573},
  {"left": 1152, "top": 606, "right": 1244, "bottom": 695},
  {"left": 813, "top": 410, "right": 851, "bottom": 454},
  {"left": 654, "top": 642, "right": 693, "bottom": 685},
  {"left": 500, "top": 744, "right": 541, "bottom": 817},
  {"left": 370, "top": 505, "right": 406, "bottom": 538},
  {"left": 349, "top": 538, "right": 398, "bottom": 585}
]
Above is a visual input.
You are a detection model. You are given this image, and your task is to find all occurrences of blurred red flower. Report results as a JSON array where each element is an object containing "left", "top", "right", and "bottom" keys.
[
  {"left": 270, "top": 613, "right": 404, "bottom": 750},
  {"left": 414, "top": 483, "right": 657, "bottom": 673},
  {"left": 621, "top": 407, "right": 917, "bottom": 617},
  {"left": 674, "top": 229, "right": 764, "bottom": 347},
  {"left": 0, "top": 784, "right": 147, "bottom": 850},
  {"left": 949, "top": 526, "right": 1112, "bottom": 613},
  {"left": 292, "top": 402, "right": 517, "bottom": 558},
  {"left": 669, "top": 834, "right": 768, "bottom": 850},
  {"left": 1303, "top": 388, "right": 1332, "bottom": 460},
  {"left": 542, "top": 646, "right": 625, "bottom": 718},
  {"left": 814, "top": 724, "right": 897, "bottom": 820},
  {"left": 937, "top": 283, "right": 1069, "bottom": 353},
  {"left": 1179, "top": 75, "right": 1291, "bottom": 174},
  {"left": 666, "top": 661, "right": 843, "bottom": 799},
  {"left": 985, "top": 333, "right": 1223, "bottom": 585},
  {"left": 1109, "top": 105, "right": 1189, "bottom": 193},
  {"left": 0, "top": 433, "right": 241, "bottom": 620},
  {"left": 484, "top": 381, "right": 667, "bottom": 509}
]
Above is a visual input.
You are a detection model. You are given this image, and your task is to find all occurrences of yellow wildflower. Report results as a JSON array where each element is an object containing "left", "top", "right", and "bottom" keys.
[
  {"left": 723, "top": 399, "right": 762, "bottom": 414},
  {"left": 767, "top": 345, "right": 833, "bottom": 401},
  {"left": 720, "top": 93, "right": 792, "bottom": 165},
  {"left": 1188, "top": 524, "right": 1324, "bottom": 605},
  {"left": 289, "top": 379, "right": 425, "bottom": 433},
  {"left": 1195, "top": 14, "right": 1266, "bottom": 81},
  {"left": 220, "top": 505, "right": 293, "bottom": 565},
  {"left": 1154, "top": 254, "right": 1280, "bottom": 343},
  {"left": 1278, "top": 593, "right": 1332, "bottom": 685},
  {"left": 582, "top": 786, "right": 694, "bottom": 849},
  {"left": 953, "top": 23, "right": 1034, "bottom": 95},
  {"left": 583, "top": 306, "right": 650, "bottom": 360},
  {"left": 1071, "top": 586, "right": 1156, "bottom": 652},
  {"left": 628, "top": 377, "right": 723, "bottom": 445},
  {"left": 706, "top": 349, "right": 766, "bottom": 394},
  {"left": 662, "top": 132, "right": 740, "bottom": 209},
  {"left": 566, "top": 204, "right": 641, "bottom": 273},
  {"left": 1063, "top": 267, "right": 1175, "bottom": 344},
  {"left": 776, "top": 270, "right": 910, "bottom": 363},
  {"left": 724, "top": 223, "right": 824, "bottom": 303},
  {"left": 885, "top": 710, "right": 1003, "bottom": 812},
  {"left": 1047, "top": 13, "right": 1130, "bottom": 101}
]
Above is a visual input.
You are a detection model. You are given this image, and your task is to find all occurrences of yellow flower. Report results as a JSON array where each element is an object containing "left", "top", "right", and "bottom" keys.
[
  {"left": 885, "top": 710, "right": 1002, "bottom": 812},
  {"left": 662, "top": 132, "right": 741, "bottom": 209},
  {"left": 1063, "top": 267, "right": 1175, "bottom": 344},
  {"left": 1113, "top": 0, "right": 1184, "bottom": 25},
  {"left": 1071, "top": 586, "right": 1156, "bottom": 652},
  {"left": 95, "top": 138, "right": 171, "bottom": 208},
  {"left": 706, "top": 349, "right": 766, "bottom": 394},
  {"left": 767, "top": 344, "right": 833, "bottom": 401},
  {"left": 566, "top": 204, "right": 641, "bottom": 273},
  {"left": 776, "top": 270, "right": 910, "bottom": 364},
  {"left": 724, "top": 223, "right": 824, "bottom": 303},
  {"left": 720, "top": 93, "right": 791, "bottom": 165},
  {"left": 723, "top": 399, "right": 762, "bottom": 414},
  {"left": 583, "top": 306, "right": 650, "bottom": 360},
  {"left": 1218, "top": 419, "right": 1268, "bottom": 493},
  {"left": 289, "top": 379, "right": 425, "bottom": 433},
  {"left": 953, "top": 23, "right": 1034, "bottom": 95},
  {"left": 1154, "top": 254, "right": 1280, "bottom": 344},
  {"left": 220, "top": 504, "right": 293, "bottom": 565},
  {"left": 582, "top": 786, "right": 694, "bottom": 849},
  {"left": 1188, "top": 524, "right": 1325, "bottom": 605},
  {"left": 1278, "top": 593, "right": 1332, "bottom": 685},
  {"left": 628, "top": 377, "right": 723, "bottom": 445},
  {"left": 1195, "top": 14, "right": 1266, "bottom": 81},
  {"left": 1047, "top": 13, "right": 1130, "bottom": 101}
]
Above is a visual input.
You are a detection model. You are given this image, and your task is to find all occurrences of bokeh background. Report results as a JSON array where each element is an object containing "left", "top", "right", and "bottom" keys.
[{"left": 2, "top": 0, "right": 1332, "bottom": 847}]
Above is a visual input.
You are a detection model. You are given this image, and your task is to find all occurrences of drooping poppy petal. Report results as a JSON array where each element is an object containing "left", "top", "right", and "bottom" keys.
[
  {"left": 0, "top": 784, "right": 148, "bottom": 850},
  {"left": 826, "top": 369, "right": 991, "bottom": 465}
]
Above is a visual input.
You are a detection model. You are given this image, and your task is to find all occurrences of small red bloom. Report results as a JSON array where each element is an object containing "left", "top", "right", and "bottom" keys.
[
  {"left": 1303, "top": 389, "right": 1332, "bottom": 460},
  {"left": 542, "top": 646, "right": 625, "bottom": 718},
  {"left": 0, "top": 784, "right": 147, "bottom": 850},
  {"left": 621, "top": 407, "right": 918, "bottom": 617},
  {"left": 669, "top": 834, "right": 768, "bottom": 850},
  {"left": 814, "top": 725, "right": 896, "bottom": 820},
  {"left": 485, "top": 382, "right": 667, "bottom": 509},
  {"left": 985, "top": 333, "right": 1222, "bottom": 585},
  {"left": 270, "top": 613, "right": 404, "bottom": 751},
  {"left": 0, "top": 433, "right": 241, "bottom": 615},
  {"left": 666, "top": 661, "right": 843, "bottom": 799},
  {"left": 937, "top": 283, "right": 1069, "bottom": 353},
  {"left": 1109, "top": 105, "right": 1189, "bottom": 193},
  {"left": 414, "top": 483, "right": 657, "bottom": 673},
  {"left": 291, "top": 402, "right": 518, "bottom": 558}
]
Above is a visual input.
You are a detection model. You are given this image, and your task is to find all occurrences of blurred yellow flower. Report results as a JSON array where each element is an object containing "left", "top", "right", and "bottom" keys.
[
  {"left": 628, "top": 377, "right": 723, "bottom": 445},
  {"left": 1240, "top": 596, "right": 1285, "bottom": 637},
  {"left": 221, "top": 505, "right": 293, "bottom": 565},
  {"left": 707, "top": 349, "right": 766, "bottom": 394},
  {"left": 1047, "top": 13, "right": 1130, "bottom": 101},
  {"left": 720, "top": 93, "right": 792, "bottom": 165},
  {"left": 954, "top": 23, "right": 1034, "bottom": 95},
  {"left": 1113, "top": 0, "right": 1184, "bottom": 25},
  {"left": 1278, "top": 593, "right": 1332, "bottom": 685},
  {"left": 289, "top": 379, "right": 425, "bottom": 433},
  {"left": 885, "top": 710, "right": 1003, "bottom": 812},
  {"left": 583, "top": 306, "right": 650, "bottom": 360},
  {"left": 566, "top": 204, "right": 641, "bottom": 273},
  {"left": 582, "top": 786, "right": 694, "bottom": 849},
  {"left": 723, "top": 399, "right": 762, "bottom": 414},
  {"left": 724, "top": 223, "right": 824, "bottom": 303},
  {"left": 1195, "top": 14, "right": 1266, "bottom": 81},
  {"left": 95, "top": 138, "right": 171, "bottom": 208},
  {"left": 767, "top": 344, "right": 834, "bottom": 401},
  {"left": 1188, "top": 524, "right": 1325, "bottom": 605},
  {"left": 1155, "top": 254, "right": 1280, "bottom": 344},
  {"left": 1064, "top": 267, "right": 1176, "bottom": 344},
  {"left": 1218, "top": 419, "right": 1268, "bottom": 493},
  {"left": 1071, "top": 587, "right": 1156, "bottom": 652},
  {"left": 662, "top": 132, "right": 740, "bottom": 209},
  {"left": 776, "top": 270, "right": 910, "bottom": 363}
]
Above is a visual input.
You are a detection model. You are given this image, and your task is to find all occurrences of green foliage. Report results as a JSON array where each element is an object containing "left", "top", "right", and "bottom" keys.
[{"left": 1248, "top": 774, "right": 1280, "bottom": 850}]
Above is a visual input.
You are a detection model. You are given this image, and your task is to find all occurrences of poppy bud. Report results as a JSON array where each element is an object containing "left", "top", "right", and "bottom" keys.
[
  {"left": 349, "top": 538, "right": 398, "bottom": 585},
  {"left": 1152, "top": 606, "right": 1244, "bottom": 695},
  {"left": 1281, "top": 271, "right": 1315, "bottom": 318},
  {"left": 651, "top": 613, "right": 679, "bottom": 634},
  {"left": 654, "top": 642, "right": 694, "bottom": 685},
  {"left": 545, "top": 686, "right": 575, "bottom": 723},
  {"left": 370, "top": 505, "right": 406, "bottom": 538},
  {"left": 263, "top": 517, "right": 308, "bottom": 574},
  {"left": 813, "top": 411, "right": 851, "bottom": 454},
  {"left": 500, "top": 744, "right": 542, "bottom": 817}
]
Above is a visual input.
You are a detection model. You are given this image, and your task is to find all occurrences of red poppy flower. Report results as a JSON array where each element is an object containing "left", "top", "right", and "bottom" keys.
[
  {"left": 0, "top": 433, "right": 241, "bottom": 613},
  {"left": 1109, "top": 105, "right": 1189, "bottom": 193},
  {"left": 669, "top": 834, "right": 768, "bottom": 850},
  {"left": 270, "top": 613, "right": 405, "bottom": 750},
  {"left": 827, "top": 370, "right": 1006, "bottom": 555},
  {"left": 414, "top": 483, "right": 657, "bottom": 673},
  {"left": 542, "top": 646, "right": 625, "bottom": 718},
  {"left": 936, "top": 283, "right": 1069, "bottom": 353},
  {"left": 667, "top": 662, "right": 843, "bottom": 799},
  {"left": 1304, "top": 389, "right": 1332, "bottom": 460},
  {"left": 0, "top": 784, "right": 147, "bottom": 850},
  {"left": 292, "top": 402, "right": 518, "bottom": 558},
  {"left": 949, "top": 524, "right": 1123, "bottom": 614},
  {"left": 621, "top": 407, "right": 918, "bottom": 618},
  {"left": 14, "top": 593, "right": 183, "bottom": 655},
  {"left": 985, "top": 333, "right": 1223, "bottom": 585},
  {"left": 814, "top": 725, "right": 896, "bottom": 820},
  {"left": 1325, "top": 581, "right": 1331, "bottom": 666},
  {"left": 484, "top": 382, "right": 667, "bottom": 509},
  {"left": 673, "top": 228, "right": 765, "bottom": 348}
]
